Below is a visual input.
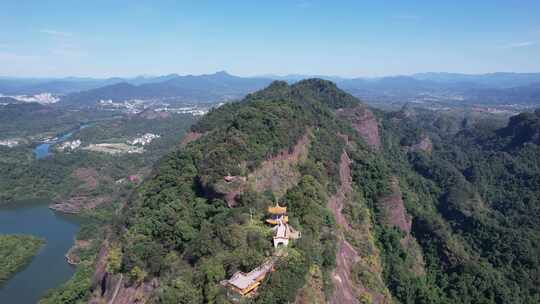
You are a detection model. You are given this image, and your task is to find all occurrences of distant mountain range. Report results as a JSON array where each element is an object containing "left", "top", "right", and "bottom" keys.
[
  {"left": 411, "top": 72, "right": 540, "bottom": 89},
  {"left": 1, "top": 71, "right": 540, "bottom": 106},
  {"left": 0, "top": 74, "right": 188, "bottom": 95},
  {"left": 337, "top": 75, "right": 540, "bottom": 105},
  {"left": 60, "top": 71, "right": 273, "bottom": 105}
]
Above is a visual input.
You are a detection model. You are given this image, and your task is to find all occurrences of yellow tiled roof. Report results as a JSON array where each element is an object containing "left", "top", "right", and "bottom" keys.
[{"left": 267, "top": 204, "right": 287, "bottom": 214}]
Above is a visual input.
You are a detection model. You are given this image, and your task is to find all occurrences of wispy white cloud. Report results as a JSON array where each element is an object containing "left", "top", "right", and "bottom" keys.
[
  {"left": 39, "top": 29, "right": 73, "bottom": 38},
  {"left": 503, "top": 41, "right": 536, "bottom": 48}
]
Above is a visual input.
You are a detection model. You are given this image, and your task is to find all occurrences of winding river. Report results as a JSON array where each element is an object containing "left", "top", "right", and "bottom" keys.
[
  {"left": 0, "top": 201, "right": 81, "bottom": 303},
  {"left": 34, "top": 123, "right": 90, "bottom": 159}
]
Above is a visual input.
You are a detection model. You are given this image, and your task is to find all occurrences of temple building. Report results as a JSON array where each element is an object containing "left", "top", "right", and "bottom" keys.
[
  {"left": 220, "top": 260, "right": 275, "bottom": 300},
  {"left": 222, "top": 203, "right": 302, "bottom": 300},
  {"left": 266, "top": 203, "right": 300, "bottom": 248},
  {"left": 266, "top": 203, "right": 288, "bottom": 225}
]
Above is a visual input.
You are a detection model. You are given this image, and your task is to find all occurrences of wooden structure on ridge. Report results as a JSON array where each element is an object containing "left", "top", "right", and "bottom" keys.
[{"left": 220, "top": 260, "right": 275, "bottom": 300}]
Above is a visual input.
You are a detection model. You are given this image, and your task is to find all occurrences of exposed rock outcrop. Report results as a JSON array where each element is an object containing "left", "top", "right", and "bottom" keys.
[
  {"left": 74, "top": 168, "right": 100, "bottom": 190},
  {"left": 50, "top": 196, "right": 109, "bottom": 214},
  {"left": 328, "top": 152, "right": 353, "bottom": 231},
  {"left": 336, "top": 106, "right": 381, "bottom": 150},
  {"left": 180, "top": 131, "right": 204, "bottom": 147},
  {"left": 408, "top": 134, "right": 433, "bottom": 154},
  {"left": 89, "top": 242, "right": 156, "bottom": 304},
  {"left": 332, "top": 239, "right": 361, "bottom": 304},
  {"left": 50, "top": 167, "right": 112, "bottom": 213},
  {"left": 328, "top": 152, "right": 359, "bottom": 304},
  {"left": 65, "top": 240, "right": 91, "bottom": 265},
  {"left": 213, "top": 130, "right": 311, "bottom": 207},
  {"left": 329, "top": 151, "right": 392, "bottom": 304},
  {"left": 247, "top": 131, "right": 311, "bottom": 197},
  {"left": 377, "top": 177, "right": 425, "bottom": 276},
  {"left": 378, "top": 177, "right": 412, "bottom": 233}
]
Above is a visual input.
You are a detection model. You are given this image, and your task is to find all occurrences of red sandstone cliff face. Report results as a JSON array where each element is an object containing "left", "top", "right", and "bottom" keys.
[
  {"left": 336, "top": 106, "right": 381, "bottom": 150},
  {"left": 89, "top": 242, "right": 110, "bottom": 302},
  {"left": 213, "top": 130, "right": 311, "bottom": 207},
  {"left": 408, "top": 134, "right": 433, "bottom": 154},
  {"left": 180, "top": 131, "right": 204, "bottom": 147},
  {"left": 247, "top": 131, "right": 310, "bottom": 194},
  {"left": 328, "top": 151, "right": 391, "bottom": 304},
  {"left": 328, "top": 152, "right": 359, "bottom": 304},
  {"left": 328, "top": 152, "right": 354, "bottom": 232},
  {"left": 332, "top": 239, "right": 362, "bottom": 304},
  {"left": 50, "top": 168, "right": 112, "bottom": 213},
  {"left": 378, "top": 177, "right": 412, "bottom": 234},
  {"left": 89, "top": 242, "right": 156, "bottom": 304},
  {"left": 377, "top": 177, "right": 425, "bottom": 276}
]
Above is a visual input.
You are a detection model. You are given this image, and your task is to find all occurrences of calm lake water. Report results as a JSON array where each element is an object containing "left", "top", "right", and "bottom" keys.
[{"left": 0, "top": 201, "right": 82, "bottom": 303}]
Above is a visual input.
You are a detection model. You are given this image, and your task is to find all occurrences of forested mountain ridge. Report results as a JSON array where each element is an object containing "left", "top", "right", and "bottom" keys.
[
  {"left": 378, "top": 107, "right": 540, "bottom": 303},
  {"left": 78, "top": 79, "right": 395, "bottom": 304},
  {"left": 495, "top": 109, "right": 540, "bottom": 148},
  {"left": 53, "top": 80, "right": 540, "bottom": 303}
]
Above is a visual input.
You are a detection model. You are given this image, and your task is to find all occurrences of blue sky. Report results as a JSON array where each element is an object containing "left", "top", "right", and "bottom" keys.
[{"left": 1, "top": 0, "right": 539, "bottom": 78}]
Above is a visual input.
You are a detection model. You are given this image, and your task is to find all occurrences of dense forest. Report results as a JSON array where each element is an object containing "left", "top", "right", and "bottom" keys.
[
  {"left": 48, "top": 80, "right": 540, "bottom": 303},
  {"left": 370, "top": 107, "right": 540, "bottom": 303},
  {"left": 0, "top": 234, "right": 43, "bottom": 284}
]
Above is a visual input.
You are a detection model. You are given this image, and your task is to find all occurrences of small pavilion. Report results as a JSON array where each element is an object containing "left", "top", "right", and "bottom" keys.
[
  {"left": 266, "top": 203, "right": 300, "bottom": 248},
  {"left": 266, "top": 203, "right": 288, "bottom": 225}
]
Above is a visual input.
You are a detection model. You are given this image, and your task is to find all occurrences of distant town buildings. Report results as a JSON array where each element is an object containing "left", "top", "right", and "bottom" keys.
[
  {"left": 57, "top": 139, "right": 82, "bottom": 151},
  {"left": 98, "top": 99, "right": 211, "bottom": 116},
  {"left": 128, "top": 133, "right": 160, "bottom": 146},
  {"left": 98, "top": 99, "right": 146, "bottom": 114},
  {"left": 0, "top": 93, "right": 59, "bottom": 104},
  {"left": 155, "top": 106, "right": 207, "bottom": 116},
  {"left": 0, "top": 139, "right": 20, "bottom": 148}
]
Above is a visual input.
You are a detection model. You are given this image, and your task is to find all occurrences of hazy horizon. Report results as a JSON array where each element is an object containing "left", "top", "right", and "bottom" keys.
[{"left": 2, "top": 70, "right": 540, "bottom": 81}]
